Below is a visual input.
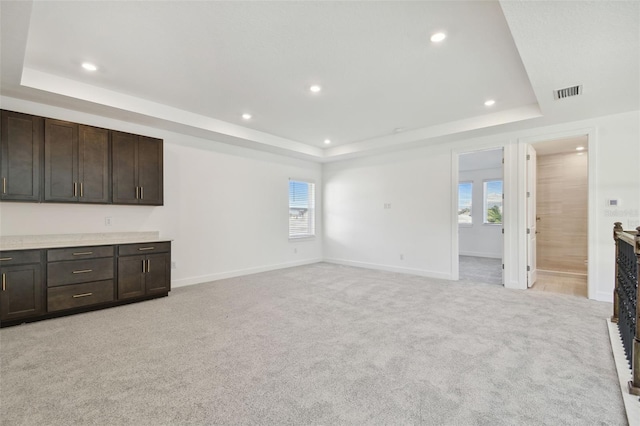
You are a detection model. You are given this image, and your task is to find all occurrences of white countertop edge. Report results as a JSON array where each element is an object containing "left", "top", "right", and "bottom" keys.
[
  {"left": 0, "top": 239, "right": 172, "bottom": 251},
  {"left": 0, "top": 232, "right": 171, "bottom": 251}
]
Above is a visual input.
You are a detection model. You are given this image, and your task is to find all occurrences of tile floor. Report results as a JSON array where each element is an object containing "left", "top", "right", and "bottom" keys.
[{"left": 530, "top": 270, "right": 588, "bottom": 298}]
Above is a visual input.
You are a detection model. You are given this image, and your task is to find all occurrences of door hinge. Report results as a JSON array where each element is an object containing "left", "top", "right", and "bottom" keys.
[
  {"left": 527, "top": 265, "right": 531, "bottom": 272},
  {"left": 527, "top": 154, "right": 531, "bottom": 160},
  {"left": 501, "top": 228, "right": 504, "bottom": 234},
  {"left": 501, "top": 158, "right": 504, "bottom": 164},
  {"left": 527, "top": 191, "right": 530, "bottom": 198},
  {"left": 527, "top": 228, "right": 531, "bottom": 234},
  {"left": 502, "top": 264, "right": 505, "bottom": 270}
]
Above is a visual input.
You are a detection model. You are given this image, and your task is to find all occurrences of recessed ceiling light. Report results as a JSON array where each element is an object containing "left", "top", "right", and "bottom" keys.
[
  {"left": 484, "top": 99, "right": 496, "bottom": 106},
  {"left": 242, "top": 113, "right": 252, "bottom": 120},
  {"left": 324, "top": 139, "right": 331, "bottom": 145},
  {"left": 576, "top": 146, "right": 585, "bottom": 151},
  {"left": 309, "top": 85, "right": 322, "bottom": 93},
  {"left": 430, "top": 32, "right": 446, "bottom": 43},
  {"left": 81, "top": 62, "right": 98, "bottom": 71}
]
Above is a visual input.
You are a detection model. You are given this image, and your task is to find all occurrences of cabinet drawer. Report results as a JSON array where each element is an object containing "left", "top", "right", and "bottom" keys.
[
  {"left": 118, "top": 242, "right": 170, "bottom": 256},
  {"left": 0, "top": 250, "right": 41, "bottom": 266},
  {"left": 47, "top": 280, "right": 114, "bottom": 312},
  {"left": 48, "top": 245, "right": 114, "bottom": 262},
  {"left": 47, "top": 258, "right": 114, "bottom": 287}
]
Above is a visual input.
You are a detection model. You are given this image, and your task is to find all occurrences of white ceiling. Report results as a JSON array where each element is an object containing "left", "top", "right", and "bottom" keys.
[{"left": 1, "top": 1, "right": 638, "bottom": 162}]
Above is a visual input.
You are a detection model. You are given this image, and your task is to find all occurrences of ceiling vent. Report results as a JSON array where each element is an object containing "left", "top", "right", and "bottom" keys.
[{"left": 554, "top": 85, "right": 583, "bottom": 100}]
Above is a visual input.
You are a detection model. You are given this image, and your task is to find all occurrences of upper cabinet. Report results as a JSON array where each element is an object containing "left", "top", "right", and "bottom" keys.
[
  {"left": 0, "top": 110, "right": 163, "bottom": 206},
  {"left": 112, "top": 131, "right": 163, "bottom": 205},
  {"left": 0, "top": 111, "right": 43, "bottom": 202},
  {"left": 44, "top": 119, "right": 110, "bottom": 203}
]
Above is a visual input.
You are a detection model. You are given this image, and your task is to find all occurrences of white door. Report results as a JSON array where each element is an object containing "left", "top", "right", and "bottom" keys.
[{"left": 527, "top": 144, "right": 538, "bottom": 287}]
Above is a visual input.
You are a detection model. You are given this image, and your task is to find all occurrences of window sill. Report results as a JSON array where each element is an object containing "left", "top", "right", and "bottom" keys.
[{"left": 289, "top": 235, "right": 316, "bottom": 241}]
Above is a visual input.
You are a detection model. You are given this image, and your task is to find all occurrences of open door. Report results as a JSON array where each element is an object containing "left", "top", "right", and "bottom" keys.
[{"left": 527, "top": 144, "right": 538, "bottom": 287}]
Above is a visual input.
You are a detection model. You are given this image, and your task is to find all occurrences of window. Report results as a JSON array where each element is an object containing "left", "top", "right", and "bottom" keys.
[
  {"left": 289, "top": 180, "right": 315, "bottom": 238},
  {"left": 483, "top": 180, "right": 503, "bottom": 224},
  {"left": 458, "top": 182, "right": 472, "bottom": 225}
]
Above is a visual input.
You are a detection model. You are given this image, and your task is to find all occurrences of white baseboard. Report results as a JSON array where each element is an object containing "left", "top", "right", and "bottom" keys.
[
  {"left": 459, "top": 251, "right": 502, "bottom": 259},
  {"left": 607, "top": 319, "right": 640, "bottom": 426},
  {"left": 171, "top": 258, "right": 323, "bottom": 288},
  {"left": 323, "top": 258, "right": 452, "bottom": 280},
  {"left": 595, "top": 290, "right": 613, "bottom": 303}
]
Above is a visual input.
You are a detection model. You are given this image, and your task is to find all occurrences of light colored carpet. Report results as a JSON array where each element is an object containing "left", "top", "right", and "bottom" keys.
[
  {"left": 459, "top": 255, "right": 503, "bottom": 285},
  {"left": 0, "top": 263, "right": 626, "bottom": 425}
]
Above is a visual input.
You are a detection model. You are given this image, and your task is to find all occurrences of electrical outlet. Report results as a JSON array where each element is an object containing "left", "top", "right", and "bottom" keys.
[{"left": 105, "top": 217, "right": 112, "bottom": 226}]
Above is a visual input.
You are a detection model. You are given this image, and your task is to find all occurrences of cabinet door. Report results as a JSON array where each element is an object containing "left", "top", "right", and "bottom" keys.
[
  {"left": 117, "top": 255, "right": 146, "bottom": 300},
  {"left": 0, "top": 110, "right": 43, "bottom": 202},
  {"left": 78, "top": 125, "right": 110, "bottom": 203},
  {"left": 0, "top": 263, "right": 44, "bottom": 321},
  {"left": 145, "top": 253, "right": 170, "bottom": 295},
  {"left": 138, "top": 136, "right": 163, "bottom": 205},
  {"left": 45, "top": 119, "right": 78, "bottom": 202},
  {"left": 112, "top": 131, "right": 139, "bottom": 204}
]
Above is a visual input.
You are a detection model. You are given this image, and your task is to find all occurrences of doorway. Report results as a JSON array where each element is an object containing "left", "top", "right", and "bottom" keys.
[
  {"left": 457, "top": 148, "right": 504, "bottom": 285},
  {"left": 528, "top": 136, "right": 589, "bottom": 297}
]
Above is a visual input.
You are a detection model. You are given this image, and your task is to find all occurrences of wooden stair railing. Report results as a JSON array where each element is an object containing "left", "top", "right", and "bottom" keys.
[{"left": 612, "top": 222, "right": 640, "bottom": 395}]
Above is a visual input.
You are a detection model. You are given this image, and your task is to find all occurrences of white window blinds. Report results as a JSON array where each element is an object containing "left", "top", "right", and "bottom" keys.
[{"left": 289, "top": 180, "right": 315, "bottom": 238}]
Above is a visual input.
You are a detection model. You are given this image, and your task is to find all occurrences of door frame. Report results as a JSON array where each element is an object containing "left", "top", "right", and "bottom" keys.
[
  {"left": 517, "top": 127, "right": 596, "bottom": 299},
  {"left": 451, "top": 143, "right": 508, "bottom": 283}
]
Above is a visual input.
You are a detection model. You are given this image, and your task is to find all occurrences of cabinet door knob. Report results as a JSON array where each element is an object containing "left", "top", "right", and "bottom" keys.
[
  {"left": 2, "top": 177, "right": 6, "bottom": 194},
  {"left": 140, "top": 186, "right": 144, "bottom": 200},
  {"left": 80, "top": 182, "right": 84, "bottom": 197},
  {"left": 2, "top": 273, "right": 5, "bottom": 291}
]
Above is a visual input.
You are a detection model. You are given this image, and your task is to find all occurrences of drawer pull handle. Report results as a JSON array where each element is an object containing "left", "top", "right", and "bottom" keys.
[
  {"left": 138, "top": 247, "right": 155, "bottom": 251},
  {"left": 72, "top": 251, "right": 93, "bottom": 256},
  {"left": 0, "top": 257, "right": 13, "bottom": 261},
  {"left": 2, "top": 273, "right": 5, "bottom": 291},
  {"left": 72, "top": 269, "right": 93, "bottom": 274},
  {"left": 72, "top": 292, "right": 93, "bottom": 298},
  {"left": 2, "top": 177, "right": 6, "bottom": 194},
  {"left": 80, "top": 182, "right": 83, "bottom": 197},
  {"left": 147, "top": 259, "right": 151, "bottom": 273}
]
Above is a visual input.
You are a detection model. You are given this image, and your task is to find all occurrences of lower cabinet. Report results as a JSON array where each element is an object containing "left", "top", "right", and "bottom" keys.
[
  {"left": 117, "top": 243, "right": 170, "bottom": 300},
  {"left": 0, "top": 241, "right": 171, "bottom": 327},
  {"left": 0, "top": 251, "right": 45, "bottom": 321}
]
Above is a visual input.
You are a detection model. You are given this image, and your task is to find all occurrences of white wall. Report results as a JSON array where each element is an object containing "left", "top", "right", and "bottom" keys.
[
  {"left": 323, "top": 143, "right": 454, "bottom": 279},
  {"left": 459, "top": 167, "right": 503, "bottom": 258},
  {"left": 323, "top": 110, "right": 640, "bottom": 301},
  {"left": 0, "top": 97, "right": 323, "bottom": 287}
]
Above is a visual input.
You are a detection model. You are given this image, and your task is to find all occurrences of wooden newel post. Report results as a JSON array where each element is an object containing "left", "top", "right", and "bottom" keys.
[
  {"left": 630, "top": 226, "right": 640, "bottom": 395},
  {"left": 612, "top": 222, "right": 623, "bottom": 323}
]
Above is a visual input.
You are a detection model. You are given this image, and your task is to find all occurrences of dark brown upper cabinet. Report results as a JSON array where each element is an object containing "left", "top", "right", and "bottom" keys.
[
  {"left": 112, "top": 131, "right": 163, "bottom": 205},
  {"left": 44, "top": 119, "right": 110, "bottom": 203},
  {"left": 0, "top": 111, "right": 43, "bottom": 202}
]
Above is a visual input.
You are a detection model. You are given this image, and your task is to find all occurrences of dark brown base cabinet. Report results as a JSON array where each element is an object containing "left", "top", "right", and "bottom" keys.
[
  {"left": 117, "top": 243, "right": 171, "bottom": 300},
  {"left": 0, "top": 241, "right": 170, "bottom": 327},
  {"left": 0, "top": 250, "right": 45, "bottom": 321}
]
